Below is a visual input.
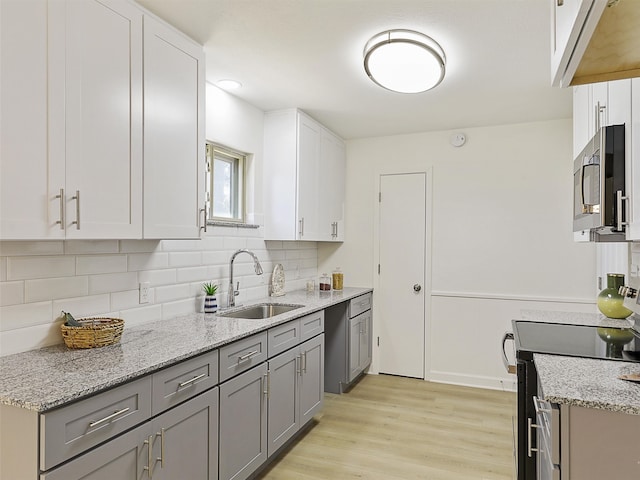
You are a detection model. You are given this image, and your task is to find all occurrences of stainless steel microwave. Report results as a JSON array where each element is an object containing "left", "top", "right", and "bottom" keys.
[{"left": 573, "top": 124, "right": 626, "bottom": 241}]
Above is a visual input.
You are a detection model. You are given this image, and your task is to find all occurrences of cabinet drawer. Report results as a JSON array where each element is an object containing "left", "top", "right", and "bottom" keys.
[
  {"left": 40, "top": 376, "right": 152, "bottom": 470},
  {"left": 152, "top": 349, "right": 219, "bottom": 415},
  {"left": 300, "top": 310, "right": 324, "bottom": 342},
  {"left": 349, "top": 293, "right": 372, "bottom": 318},
  {"left": 219, "top": 332, "right": 268, "bottom": 382},
  {"left": 268, "top": 319, "right": 301, "bottom": 357}
]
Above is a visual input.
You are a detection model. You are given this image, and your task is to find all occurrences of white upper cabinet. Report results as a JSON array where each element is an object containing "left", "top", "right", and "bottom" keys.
[
  {"left": 264, "top": 109, "right": 346, "bottom": 242},
  {"left": 0, "top": 0, "right": 204, "bottom": 240},
  {"left": 550, "top": 0, "right": 608, "bottom": 87},
  {"left": 142, "top": 15, "right": 205, "bottom": 239},
  {"left": 0, "top": 0, "right": 55, "bottom": 239},
  {"left": 56, "top": 0, "right": 144, "bottom": 239}
]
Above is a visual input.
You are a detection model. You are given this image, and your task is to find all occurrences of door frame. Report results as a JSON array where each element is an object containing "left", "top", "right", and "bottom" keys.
[{"left": 371, "top": 168, "right": 433, "bottom": 381}]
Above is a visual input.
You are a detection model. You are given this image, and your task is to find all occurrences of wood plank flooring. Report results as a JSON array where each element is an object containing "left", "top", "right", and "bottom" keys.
[{"left": 257, "top": 374, "right": 516, "bottom": 480}]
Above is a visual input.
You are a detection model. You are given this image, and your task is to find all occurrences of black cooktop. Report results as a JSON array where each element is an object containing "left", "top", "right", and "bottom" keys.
[{"left": 513, "top": 320, "right": 640, "bottom": 363}]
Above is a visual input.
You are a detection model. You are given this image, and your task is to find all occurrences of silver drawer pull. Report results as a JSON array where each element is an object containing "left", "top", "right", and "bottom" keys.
[
  {"left": 89, "top": 407, "right": 130, "bottom": 428},
  {"left": 178, "top": 373, "right": 206, "bottom": 389},
  {"left": 238, "top": 350, "right": 259, "bottom": 363}
]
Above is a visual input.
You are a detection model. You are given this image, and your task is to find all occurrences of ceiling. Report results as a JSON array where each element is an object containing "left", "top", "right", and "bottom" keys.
[{"left": 136, "top": 0, "right": 572, "bottom": 140}]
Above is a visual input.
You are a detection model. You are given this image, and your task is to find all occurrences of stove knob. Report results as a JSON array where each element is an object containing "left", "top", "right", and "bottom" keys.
[{"left": 618, "top": 285, "right": 638, "bottom": 299}]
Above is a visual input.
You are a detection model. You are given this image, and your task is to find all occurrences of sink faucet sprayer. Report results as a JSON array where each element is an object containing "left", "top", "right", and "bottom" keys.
[{"left": 227, "top": 249, "right": 263, "bottom": 308}]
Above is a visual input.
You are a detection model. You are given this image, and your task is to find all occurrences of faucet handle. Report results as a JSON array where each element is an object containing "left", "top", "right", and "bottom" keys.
[{"left": 234, "top": 281, "right": 240, "bottom": 296}]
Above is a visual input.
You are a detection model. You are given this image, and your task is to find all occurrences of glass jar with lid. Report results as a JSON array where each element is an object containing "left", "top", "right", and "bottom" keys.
[
  {"left": 332, "top": 267, "right": 343, "bottom": 290},
  {"left": 319, "top": 273, "right": 331, "bottom": 291}
]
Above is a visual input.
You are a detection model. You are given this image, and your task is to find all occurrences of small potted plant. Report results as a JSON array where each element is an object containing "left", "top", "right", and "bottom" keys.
[{"left": 202, "top": 282, "right": 218, "bottom": 314}]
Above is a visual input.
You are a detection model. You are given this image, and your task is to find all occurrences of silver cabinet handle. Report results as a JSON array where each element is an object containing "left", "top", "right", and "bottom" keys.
[
  {"left": 302, "top": 351, "right": 307, "bottom": 373},
  {"left": 89, "top": 407, "right": 130, "bottom": 428},
  {"left": 557, "top": 0, "right": 563, "bottom": 5},
  {"left": 144, "top": 434, "right": 154, "bottom": 478},
  {"left": 178, "top": 373, "right": 206, "bottom": 389},
  {"left": 200, "top": 204, "right": 207, "bottom": 233},
  {"left": 71, "top": 190, "right": 80, "bottom": 229},
  {"left": 55, "top": 188, "right": 65, "bottom": 229},
  {"left": 616, "top": 190, "right": 628, "bottom": 232},
  {"left": 156, "top": 428, "right": 165, "bottom": 468},
  {"left": 595, "top": 102, "right": 606, "bottom": 133},
  {"left": 299, "top": 217, "right": 305, "bottom": 236},
  {"left": 296, "top": 355, "right": 301, "bottom": 375},
  {"left": 238, "top": 350, "right": 259, "bottom": 363},
  {"left": 527, "top": 417, "right": 539, "bottom": 458},
  {"left": 413, "top": 284, "right": 422, "bottom": 292},
  {"left": 263, "top": 372, "right": 270, "bottom": 397},
  {"left": 502, "top": 332, "right": 516, "bottom": 374}
]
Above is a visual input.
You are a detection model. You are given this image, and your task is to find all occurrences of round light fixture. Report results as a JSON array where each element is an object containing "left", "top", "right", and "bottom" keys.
[
  {"left": 216, "top": 79, "right": 242, "bottom": 91},
  {"left": 363, "top": 29, "right": 446, "bottom": 94}
]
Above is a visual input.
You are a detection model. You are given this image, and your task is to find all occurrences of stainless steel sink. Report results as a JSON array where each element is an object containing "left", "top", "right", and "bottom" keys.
[{"left": 218, "top": 303, "right": 304, "bottom": 319}]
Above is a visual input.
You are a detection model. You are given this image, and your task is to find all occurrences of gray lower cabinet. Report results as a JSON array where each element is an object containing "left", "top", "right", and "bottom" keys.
[
  {"left": 42, "top": 387, "right": 219, "bottom": 480},
  {"left": 325, "top": 293, "right": 372, "bottom": 393},
  {"left": 219, "top": 363, "right": 268, "bottom": 480},
  {"left": 267, "top": 334, "right": 325, "bottom": 456},
  {"left": 348, "top": 310, "right": 372, "bottom": 383}
]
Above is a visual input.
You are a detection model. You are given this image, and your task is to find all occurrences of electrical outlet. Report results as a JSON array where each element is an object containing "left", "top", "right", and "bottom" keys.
[{"left": 139, "top": 282, "right": 150, "bottom": 304}]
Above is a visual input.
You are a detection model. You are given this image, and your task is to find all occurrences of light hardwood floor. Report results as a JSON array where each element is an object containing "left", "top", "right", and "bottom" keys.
[{"left": 257, "top": 374, "right": 516, "bottom": 480}]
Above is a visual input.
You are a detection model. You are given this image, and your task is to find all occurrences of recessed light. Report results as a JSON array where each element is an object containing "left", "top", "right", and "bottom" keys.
[{"left": 216, "top": 79, "right": 242, "bottom": 90}]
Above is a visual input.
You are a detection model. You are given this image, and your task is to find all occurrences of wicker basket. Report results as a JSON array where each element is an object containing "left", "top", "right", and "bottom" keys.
[{"left": 61, "top": 318, "right": 124, "bottom": 349}]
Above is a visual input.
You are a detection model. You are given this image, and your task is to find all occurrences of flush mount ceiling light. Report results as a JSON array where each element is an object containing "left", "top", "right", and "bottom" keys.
[
  {"left": 216, "top": 79, "right": 242, "bottom": 91},
  {"left": 363, "top": 29, "right": 446, "bottom": 94}
]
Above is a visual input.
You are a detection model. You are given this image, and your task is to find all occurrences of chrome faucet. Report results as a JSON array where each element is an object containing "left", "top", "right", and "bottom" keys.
[{"left": 227, "top": 249, "right": 264, "bottom": 308}]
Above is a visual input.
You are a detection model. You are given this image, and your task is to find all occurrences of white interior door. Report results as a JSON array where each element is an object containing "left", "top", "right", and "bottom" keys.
[{"left": 378, "top": 173, "right": 426, "bottom": 379}]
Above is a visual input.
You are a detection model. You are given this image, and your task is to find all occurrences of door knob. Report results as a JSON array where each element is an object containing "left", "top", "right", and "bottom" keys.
[{"left": 413, "top": 284, "right": 422, "bottom": 292}]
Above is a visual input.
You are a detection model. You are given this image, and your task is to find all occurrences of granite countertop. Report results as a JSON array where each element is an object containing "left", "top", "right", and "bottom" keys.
[
  {"left": 534, "top": 353, "right": 640, "bottom": 415},
  {"left": 0, "top": 287, "right": 372, "bottom": 412}
]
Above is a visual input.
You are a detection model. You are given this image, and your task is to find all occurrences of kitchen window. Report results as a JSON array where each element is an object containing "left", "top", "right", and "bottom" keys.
[{"left": 207, "top": 143, "right": 246, "bottom": 223}]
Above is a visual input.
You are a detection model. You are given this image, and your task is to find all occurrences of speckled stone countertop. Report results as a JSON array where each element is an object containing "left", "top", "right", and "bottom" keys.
[
  {"left": 0, "top": 287, "right": 372, "bottom": 412},
  {"left": 534, "top": 354, "right": 640, "bottom": 415}
]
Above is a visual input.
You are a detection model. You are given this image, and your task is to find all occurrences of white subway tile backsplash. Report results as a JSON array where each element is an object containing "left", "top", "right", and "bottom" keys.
[
  {"left": 89, "top": 272, "right": 138, "bottom": 295},
  {"left": 138, "top": 269, "right": 177, "bottom": 286},
  {"left": 64, "top": 240, "right": 119, "bottom": 255},
  {"left": 111, "top": 290, "right": 142, "bottom": 311},
  {"left": 119, "top": 239, "right": 162, "bottom": 253},
  {"left": 52, "top": 294, "right": 111, "bottom": 320},
  {"left": 0, "top": 233, "right": 318, "bottom": 355},
  {"left": 161, "top": 298, "right": 195, "bottom": 319},
  {"left": 168, "top": 251, "right": 202, "bottom": 268},
  {"left": 119, "top": 304, "right": 162, "bottom": 328},
  {"left": 177, "top": 266, "right": 209, "bottom": 283},
  {"left": 155, "top": 284, "right": 191, "bottom": 303},
  {"left": 0, "top": 281, "right": 24, "bottom": 306},
  {"left": 76, "top": 255, "right": 127, "bottom": 275},
  {"left": 162, "top": 239, "right": 203, "bottom": 252},
  {"left": 0, "top": 301, "right": 53, "bottom": 331},
  {"left": 0, "top": 321, "right": 64, "bottom": 355},
  {"left": 128, "top": 252, "right": 169, "bottom": 271},
  {"left": 25, "top": 276, "right": 89, "bottom": 303},
  {"left": 0, "top": 241, "right": 64, "bottom": 256},
  {"left": 7, "top": 256, "right": 75, "bottom": 280}
]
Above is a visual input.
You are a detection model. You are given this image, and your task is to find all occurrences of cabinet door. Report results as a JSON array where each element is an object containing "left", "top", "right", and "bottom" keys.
[
  {"left": 299, "top": 334, "right": 324, "bottom": 425},
  {"left": 0, "top": 0, "right": 60, "bottom": 239},
  {"left": 219, "top": 364, "right": 268, "bottom": 480},
  {"left": 296, "top": 113, "right": 322, "bottom": 240},
  {"left": 152, "top": 387, "right": 219, "bottom": 480},
  {"left": 358, "top": 311, "right": 372, "bottom": 372},
  {"left": 41, "top": 423, "right": 147, "bottom": 480},
  {"left": 573, "top": 85, "right": 591, "bottom": 158},
  {"left": 267, "top": 347, "right": 300, "bottom": 456},
  {"left": 348, "top": 316, "right": 362, "bottom": 383},
  {"left": 143, "top": 15, "right": 205, "bottom": 239},
  {"left": 62, "top": 0, "right": 143, "bottom": 239},
  {"left": 320, "top": 129, "right": 346, "bottom": 241}
]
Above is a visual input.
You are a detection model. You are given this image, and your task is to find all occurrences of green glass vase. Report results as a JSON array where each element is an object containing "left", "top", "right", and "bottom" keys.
[{"left": 597, "top": 273, "right": 632, "bottom": 319}]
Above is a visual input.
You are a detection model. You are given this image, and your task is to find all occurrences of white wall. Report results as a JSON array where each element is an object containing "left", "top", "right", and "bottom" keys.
[
  {"left": 319, "top": 118, "right": 598, "bottom": 390},
  {"left": 0, "top": 85, "right": 319, "bottom": 356}
]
